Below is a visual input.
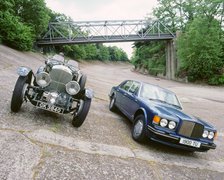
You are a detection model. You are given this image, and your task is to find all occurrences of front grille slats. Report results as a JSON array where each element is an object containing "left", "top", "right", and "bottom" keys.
[
  {"left": 191, "top": 123, "right": 204, "bottom": 138},
  {"left": 47, "top": 67, "right": 73, "bottom": 93},
  {"left": 179, "top": 121, "right": 204, "bottom": 139},
  {"left": 50, "top": 69, "right": 72, "bottom": 83}
]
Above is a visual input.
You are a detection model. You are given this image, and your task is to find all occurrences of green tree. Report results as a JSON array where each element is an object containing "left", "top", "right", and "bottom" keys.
[
  {"left": 72, "top": 45, "right": 86, "bottom": 60},
  {"left": 131, "top": 41, "right": 166, "bottom": 75},
  {"left": 108, "top": 46, "right": 128, "bottom": 61},
  {"left": 0, "top": 0, "right": 14, "bottom": 12},
  {"left": 132, "top": 0, "right": 224, "bottom": 83},
  {"left": 97, "top": 44, "right": 110, "bottom": 61},
  {"left": 0, "top": 0, "right": 50, "bottom": 50},
  {"left": 0, "top": 10, "right": 34, "bottom": 50},
  {"left": 63, "top": 44, "right": 86, "bottom": 60},
  {"left": 177, "top": 17, "right": 223, "bottom": 81},
  {"left": 153, "top": 0, "right": 223, "bottom": 30},
  {"left": 84, "top": 44, "right": 98, "bottom": 60},
  {"left": 119, "top": 49, "right": 129, "bottom": 61},
  {"left": 13, "top": 0, "right": 50, "bottom": 36}
]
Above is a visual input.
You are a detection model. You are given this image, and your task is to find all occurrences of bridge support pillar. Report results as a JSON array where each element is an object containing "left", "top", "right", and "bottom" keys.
[{"left": 166, "top": 40, "right": 176, "bottom": 80}]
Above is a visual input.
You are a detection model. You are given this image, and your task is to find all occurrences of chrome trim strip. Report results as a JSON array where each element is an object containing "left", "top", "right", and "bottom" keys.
[
  {"left": 201, "top": 143, "right": 216, "bottom": 149},
  {"left": 148, "top": 125, "right": 216, "bottom": 149},
  {"left": 147, "top": 125, "right": 179, "bottom": 140}
]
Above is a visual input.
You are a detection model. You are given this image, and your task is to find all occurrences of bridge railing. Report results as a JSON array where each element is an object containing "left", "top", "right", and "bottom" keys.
[{"left": 38, "top": 19, "right": 175, "bottom": 45}]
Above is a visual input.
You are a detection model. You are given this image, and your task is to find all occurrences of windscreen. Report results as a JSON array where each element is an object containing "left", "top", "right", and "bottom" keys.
[{"left": 140, "top": 84, "right": 181, "bottom": 108}]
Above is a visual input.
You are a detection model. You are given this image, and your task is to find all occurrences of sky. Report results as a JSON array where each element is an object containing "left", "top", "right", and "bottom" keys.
[{"left": 45, "top": 0, "right": 158, "bottom": 58}]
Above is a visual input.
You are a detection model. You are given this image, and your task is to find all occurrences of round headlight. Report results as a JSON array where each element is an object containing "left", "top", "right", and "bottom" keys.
[
  {"left": 160, "top": 119, "right": 168, "bottom": 127},
  {"left": 202, "top": 130, "right": 209, "bottom": 138},
  {"left": 66, "top": 81, "right": 80, "bottom": 95},
  {"left": 36, "top": 72, "right": 51, "bottom": 87},
  {"left": 168, "top": 121, "right": 176, "bottom": 130},
  {"left": 208, "top": 132, "right": 214, "bottom": 139}
]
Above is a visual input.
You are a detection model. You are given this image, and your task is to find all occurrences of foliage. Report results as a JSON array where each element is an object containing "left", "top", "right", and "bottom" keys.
[
  {"left": 63, "top": 45, "right": 86, "bottom": 60},
  {"left": 48, "top": 11, "right": 73, "bottom": 22},
  {"left": 85, "top": 44, "right": 98, "bottom": 60},
  {"left": 97, "top": 44, "right": 110, "bottom": 61},
  {"left": 0, "top": 0, "right": 50, "bottom": 50},
  {"left": 43, "top": 11, "right": 129, "bottom": 62},
  {"left": 60, "top": 43, "right": 128, "bottom": 62},
  {"left": 13, "top": 0, "right": 50, "bottom": 36},
  {"left": 0, "top": 11, "right": 34, "bottom": 50},
  {"left": 153, "top": 0, "right": 223, "bottom": 31},
  {"left": 208, "top": 75, "right": 224, "bottom": 85},
  {"left": 177, "top": 17, "right": 223, "bottom": 81},
  {"left": 131, "top": 0, "right": 224, "bottom": 84},
  {"left": 131, "top": 42, "right": 166, "bottom": 75},
  {"left": 0, "top": 1, "right": 129, "bottom": 60},
  {"left": 43, "top": 12, "right": 129, "bottom": 62},
  {"left": 108, "top": 46, "right": 128, "bottom": 61}
]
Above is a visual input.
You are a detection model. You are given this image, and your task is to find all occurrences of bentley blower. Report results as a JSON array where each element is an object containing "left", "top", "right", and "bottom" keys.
[{"left": 11, "top": 54, "right": 93, "bottom": 127}]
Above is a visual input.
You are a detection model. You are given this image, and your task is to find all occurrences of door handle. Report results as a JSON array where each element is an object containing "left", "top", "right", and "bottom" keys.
[{"left": 124, "top": 93, "right": 127, "bottom": 96}]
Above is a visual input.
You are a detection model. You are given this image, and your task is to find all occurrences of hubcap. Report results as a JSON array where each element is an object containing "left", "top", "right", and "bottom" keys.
[
  {"left": 133, "top": 119, "right": 143, "bottom": 138},
  {"left": 110, "top": 97, "right": 115, "bottom": 109}
]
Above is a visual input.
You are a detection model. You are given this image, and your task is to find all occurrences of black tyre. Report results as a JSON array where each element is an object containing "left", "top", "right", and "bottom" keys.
[
  {"left": 11, "top": 76, "right": 28, "bottom": 112},
  {"left": 132, "top": 114, "right": 147, "bottom": 142},
  {"left": 72, "top": 98, "right": 91, "bottom": 127},
  {"left": 79, "top": 74, "right": 87, "bottom": 92},
  {"left": 109, "top": 95, "right": 117, "bottom": 112}
]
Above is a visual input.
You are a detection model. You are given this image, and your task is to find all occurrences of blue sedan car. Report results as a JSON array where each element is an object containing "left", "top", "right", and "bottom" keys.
[{"left": 109, "top": 80, "right": 217, "bottom": 152}]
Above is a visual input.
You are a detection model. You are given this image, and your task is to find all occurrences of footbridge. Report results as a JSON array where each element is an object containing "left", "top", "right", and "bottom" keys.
[
  {"left": 37, "top": 19, "right": 176, "bottom": 79},
  {"left": 37, "top": 20, "right": 175, "bottom": 45}
]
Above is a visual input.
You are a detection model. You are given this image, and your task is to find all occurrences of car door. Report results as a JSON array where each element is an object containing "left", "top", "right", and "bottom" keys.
[
  {"left": 122, "top": 81, "right": 141, "bottom": 120},
  {"left": 116, "top": 80, "right": 133, "bottom": 113}
]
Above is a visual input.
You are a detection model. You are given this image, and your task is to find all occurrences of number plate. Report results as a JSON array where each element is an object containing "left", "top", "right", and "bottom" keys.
[
  {"left": 36, "top": 101, "right": 64, "bottom": 114},
  {"left": 179, "top": 138, "right": 201, "bottom": 148}
]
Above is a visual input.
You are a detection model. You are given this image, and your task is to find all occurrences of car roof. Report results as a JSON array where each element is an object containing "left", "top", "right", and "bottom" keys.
[{"left": 123, "top": 79, "right": 176, "bottom": 95}]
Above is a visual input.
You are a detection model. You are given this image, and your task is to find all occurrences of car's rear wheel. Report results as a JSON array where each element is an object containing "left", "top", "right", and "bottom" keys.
[
  {"left": 109, "top": 95, "right": 117, "bottom": 112},
  {"left": 72, "top": 98, "right": 91, "bottom": 127},
  {"left": 132, "top": 114, "right": 147, "bottom": 142},
  {"left": 11, "top": 76, "right": 28, "bottom": 112}
]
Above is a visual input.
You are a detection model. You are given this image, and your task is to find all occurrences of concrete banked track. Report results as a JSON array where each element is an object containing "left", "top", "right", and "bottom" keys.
[{"left": 0, "top": 45, "right": 224, "bottom": 179}]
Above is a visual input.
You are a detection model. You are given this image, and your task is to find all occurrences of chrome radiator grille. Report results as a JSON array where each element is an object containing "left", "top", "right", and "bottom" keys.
[
  {"left": 178, "top": 121, "right": 204, "bottom": 138},
  {"left": 47, "top": 67, "right": 73, "bottom": 92}
]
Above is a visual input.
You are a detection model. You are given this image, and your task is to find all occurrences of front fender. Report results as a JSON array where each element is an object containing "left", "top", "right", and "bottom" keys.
[
  {"left": 134, "top": 107, "right": 149, "bottom": 124},
  {"left": 84, "top": 88, "right": 94, "bottom": 99},
  {"left": 108, "top": 87, "right": 115, "bottom": 98},
  {"left": 17, "top": 66, "right": 32, "bottom": 77},
  {"left": 17, "top": 66, "right": 33, "bottom": 84}
]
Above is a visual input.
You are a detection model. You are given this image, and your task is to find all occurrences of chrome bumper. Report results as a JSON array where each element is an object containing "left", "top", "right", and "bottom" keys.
[{"left": 147, "top": 125, "right": 216, "bottom": 150}]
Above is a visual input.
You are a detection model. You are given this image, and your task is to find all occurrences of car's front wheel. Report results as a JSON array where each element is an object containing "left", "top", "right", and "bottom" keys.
[
  {"left": 132, "top": 114, "right": 147, "bottom": 142},
  {"left": 109, "top": 95, "right": 117, "bottom": 112},
  {"left": 11, "top": 76, "right": 28, "bottom": 112},
  {"left": 79, "top": 74, "right": 87, "bottom": 92},
  {"left": 72, "top": 98, "right": 91, "bottom": 127}
]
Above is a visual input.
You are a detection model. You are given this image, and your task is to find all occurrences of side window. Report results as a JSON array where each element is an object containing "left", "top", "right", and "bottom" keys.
[
  {"left": 120, "top": 81, "right": 133, "bottom": 91},
  {"left": 129, "top": 82, "right": 140, "bottom": 94}
]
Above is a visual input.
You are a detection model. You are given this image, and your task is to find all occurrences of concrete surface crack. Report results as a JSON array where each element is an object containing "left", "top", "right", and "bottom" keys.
[{"left": 24, "top": 129, "right": 224, "bottom": 173}]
